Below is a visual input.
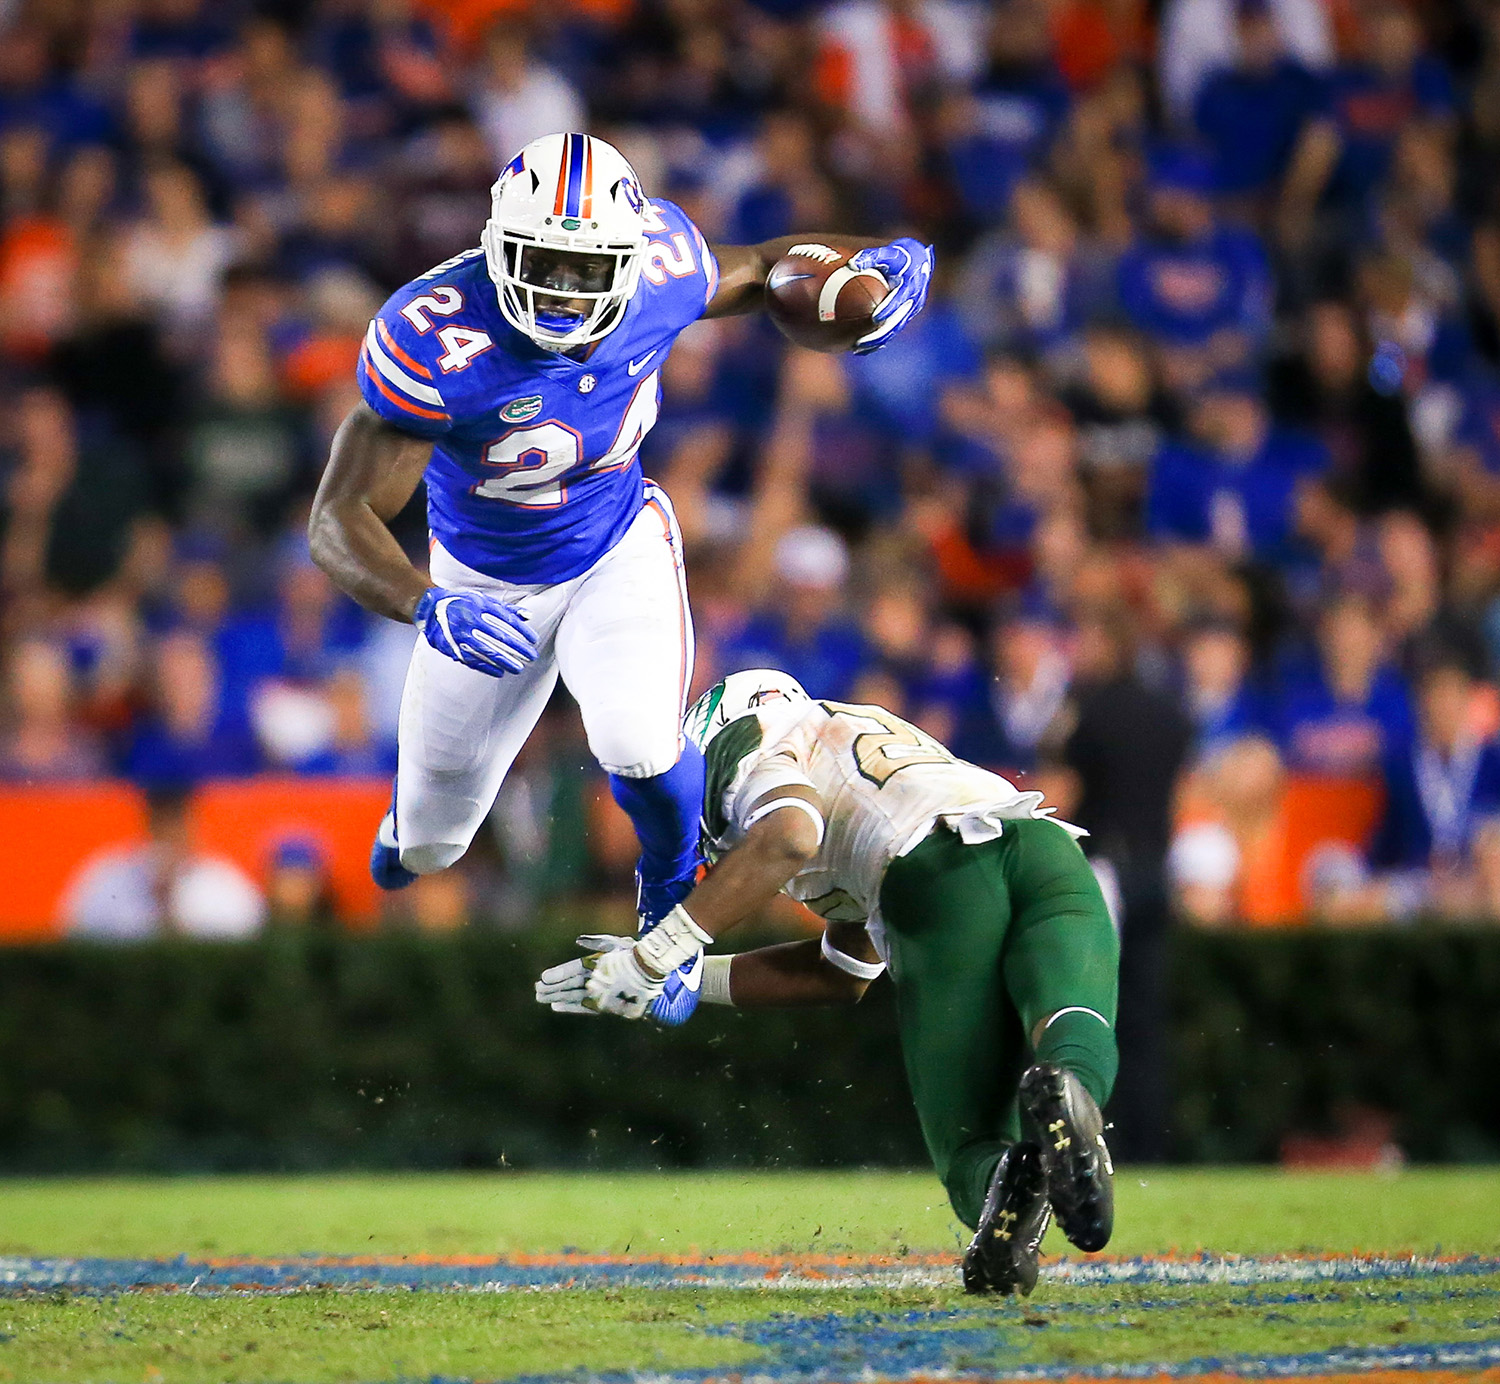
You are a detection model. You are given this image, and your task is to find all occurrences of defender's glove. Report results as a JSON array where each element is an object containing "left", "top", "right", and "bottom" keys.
[
  {"left": 534, "top": 907, "right": 712, "bottom": 1021},
  {"left": 414, "top": 586, "right": 537, "bottom": 677},
  {"left": 849, "top": 238, "right": 934, "bottom": 355}
]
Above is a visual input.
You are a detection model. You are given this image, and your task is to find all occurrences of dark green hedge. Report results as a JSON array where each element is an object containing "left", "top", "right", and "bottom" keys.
[
  {"left": 1171, "top": 928, "right": 1500, "bottom": 1161},
  {"left": 1, "top": 926, "right": 1497, "bottom": 1171}
]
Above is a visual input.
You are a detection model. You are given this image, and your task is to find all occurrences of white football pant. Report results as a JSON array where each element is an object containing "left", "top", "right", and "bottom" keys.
[{"left": 396, "top": 483, "right": 693, "bottom": 874}]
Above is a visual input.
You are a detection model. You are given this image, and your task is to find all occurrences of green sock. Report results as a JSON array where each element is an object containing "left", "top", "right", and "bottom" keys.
[{"left": 1035, "top": 1008, "right": 1117, "bottom": 1110}]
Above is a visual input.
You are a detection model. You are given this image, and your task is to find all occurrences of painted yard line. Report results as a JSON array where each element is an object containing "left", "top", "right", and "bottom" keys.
[
  {"left": 500, "top": 1340, "right": 1500, "bottom": 1384},
  {"left": 1, "top": 1254, "right": 1497, "bottom": 1295}
]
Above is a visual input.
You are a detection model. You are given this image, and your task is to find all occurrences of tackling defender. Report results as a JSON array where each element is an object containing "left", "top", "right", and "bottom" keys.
[
  {"left": 537, "top": 670, "right": 1120, "bottom": 1295},
  {"left": 309, "top": 133, "right": 932, "bottom": 926}
]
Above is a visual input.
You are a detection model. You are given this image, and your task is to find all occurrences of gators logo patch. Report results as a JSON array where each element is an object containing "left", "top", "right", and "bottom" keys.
[{"left": 501, "top": 395, "right": 543, "bottom": 424}]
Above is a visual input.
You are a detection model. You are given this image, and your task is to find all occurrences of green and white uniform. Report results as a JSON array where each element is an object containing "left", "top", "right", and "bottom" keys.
[
  {"left": 703, "top": 697, "right": 1083, "bottom": 958},
  {"left": 689, "top": 675, "right": 1120, "bottom": 1230}
]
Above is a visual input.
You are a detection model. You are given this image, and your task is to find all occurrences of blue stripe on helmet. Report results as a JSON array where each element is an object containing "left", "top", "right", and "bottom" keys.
[{"left": 565, "top": 133, "right": 586, "bottom": 218}]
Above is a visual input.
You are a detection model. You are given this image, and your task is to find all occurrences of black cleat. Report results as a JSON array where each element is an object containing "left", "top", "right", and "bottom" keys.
[
  {"left": 961, "top": 1141, "right": 1051, "bottom": 1296},
  {"left": 1020, "top": 1063, "right": 1114, "bottom": 1253}
]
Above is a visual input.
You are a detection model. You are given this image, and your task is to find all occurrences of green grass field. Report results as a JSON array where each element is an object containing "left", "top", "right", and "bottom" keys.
[{"left": 1, "top": 1168, "right": 1498, "bottom": 1383}]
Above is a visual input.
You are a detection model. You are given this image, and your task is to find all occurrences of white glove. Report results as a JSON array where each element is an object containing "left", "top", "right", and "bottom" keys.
[
  {"left": 534, "top": 934, "right": 632, "bottom": 1015},
  {"left": 534, "top": 908, "right": 713, "bottom": 1020}
]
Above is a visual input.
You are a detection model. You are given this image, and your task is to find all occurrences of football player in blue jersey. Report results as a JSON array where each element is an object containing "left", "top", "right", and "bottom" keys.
[{"left": 308, "top": 131, "right": 933, "bottom": 968}]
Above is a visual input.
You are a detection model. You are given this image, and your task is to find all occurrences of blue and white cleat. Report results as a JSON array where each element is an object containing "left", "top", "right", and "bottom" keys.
[
  {"left": 370, "top": 786, "right": 417, "bottom": 891},
  {"left": 651, "top": 952, "right": 702, "bottom": 1026}
]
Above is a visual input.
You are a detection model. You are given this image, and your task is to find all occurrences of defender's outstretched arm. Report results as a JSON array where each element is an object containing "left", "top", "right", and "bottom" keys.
[
  {"left": 715, "top": 920, "right": 882, "bottom": 1008},
  {"left": 309, "top": 403, "right": 436, "bottom": 623}
]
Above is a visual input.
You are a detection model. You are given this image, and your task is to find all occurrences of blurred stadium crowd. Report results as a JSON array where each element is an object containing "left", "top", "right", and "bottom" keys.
[{"left": 4, "top": 0, "right": 1500, "bottom": 932}]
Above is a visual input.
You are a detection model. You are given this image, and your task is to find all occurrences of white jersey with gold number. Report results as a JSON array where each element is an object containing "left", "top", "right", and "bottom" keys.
[{"left": 704, "top": 699, "right": 1083, "bottom": 955}]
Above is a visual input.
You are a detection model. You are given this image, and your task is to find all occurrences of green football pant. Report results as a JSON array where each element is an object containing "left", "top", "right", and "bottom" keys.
[{"left": 878, "top": 817, "right": 1120, "bottom": 1230}]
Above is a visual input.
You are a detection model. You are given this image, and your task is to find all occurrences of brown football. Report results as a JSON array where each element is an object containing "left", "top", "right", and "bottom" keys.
[{"left": 765, "top": 245, "right": 888, "bottom": 353}]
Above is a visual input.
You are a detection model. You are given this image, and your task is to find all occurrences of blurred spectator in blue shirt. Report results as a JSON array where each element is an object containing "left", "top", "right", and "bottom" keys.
[
  {"left": 217, "top": 536, "right": 365, "bottom": 737},
  {"left": 0, "top": 26, "right": 115, "bottom": 150},
  {"left": 957, "top": 180, "right": 1117, "bottom": 359},
  {"left": 957, "top": 607, "right": 1071, "bottom": 771},
  {"left": 1147, "top": 378, "right": 1327, "bottom": 560},
  {"left": 940, "top": 0, "right": 1070, "bottom": 225},
  {"left": 1277, "top": 592, "right": 1413, "bottom": 777},
  {"left": 1370, "top": 654, "right": 1500, "bottom": 905},
  {"left": 1117, "top": 146, "right": 1273, "bottom": 394},
  {"left": 1193, "top": 0, "right": 1328, "bottom": 205},
  {"left": 728, "top": 110, "right": 838, "bottom": 245},
  {"left": 125, "top": 631, "right": 260, "bottom": 785},
  {"left": 1324, "top": 2, "right": 1457, "bottom": 215},
  {"left": 719, "top": 524, "right": 868, "bottom": 699},
  {"left": 1180, "top": 618, "right": 1269, "bottom": 757}
]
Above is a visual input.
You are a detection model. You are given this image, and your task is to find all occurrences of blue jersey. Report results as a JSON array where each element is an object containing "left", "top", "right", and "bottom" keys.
[{"left": 357, "top": 199, "right": 719, "bottom": 584}]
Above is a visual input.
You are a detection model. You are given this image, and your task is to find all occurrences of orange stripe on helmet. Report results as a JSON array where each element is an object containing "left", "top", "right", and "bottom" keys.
[
  {"left": 553, "top": 133, "right": 569, "bottom": 216},
  {"left": 581, "top": 138, "right": 594, "bottom": 218}
]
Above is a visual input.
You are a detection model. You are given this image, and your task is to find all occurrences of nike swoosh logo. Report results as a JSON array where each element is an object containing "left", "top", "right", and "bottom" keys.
[
  {"left": 678, "top": 951, "right": 704, "bottom": 992},
  {"left": 627, "top": 350, "right": 658, "bottom": 375}
]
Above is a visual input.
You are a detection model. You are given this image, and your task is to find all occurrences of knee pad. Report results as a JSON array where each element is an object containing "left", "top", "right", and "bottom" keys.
[
  {"left": 400, "top": 841, "right": 465, "bottom": 875},
  {"left": 591, "top": 728, "right": 682, "bottom": 780}
]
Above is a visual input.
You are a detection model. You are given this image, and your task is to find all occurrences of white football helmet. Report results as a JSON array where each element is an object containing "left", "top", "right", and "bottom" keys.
[
  {"left": 481, "top": 132, "right": 649, "bottom": 351},
  {"left": 684, "top": 669, "right": 812, "bottom": 753}
]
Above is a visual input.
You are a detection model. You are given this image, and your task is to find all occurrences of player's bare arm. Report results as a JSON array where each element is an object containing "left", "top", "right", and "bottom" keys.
[
  {"left": 309, "top": 403, "right": 436, "bottom": 624},
  {"left": 712, "top": 920, "right": 882, "bottom": 1008},
  {"left": 704, "top": 237, "right": 876, "bottom": 317},
  {"left": 666, "top": 784, "right": 825, "bottom": 939}
]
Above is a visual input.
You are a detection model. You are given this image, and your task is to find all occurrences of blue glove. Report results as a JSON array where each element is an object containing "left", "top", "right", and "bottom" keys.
[
  {"left": 651, "top": 955, "right": 702, "bottom": 1026},
  {"left": 414, "top": 586, "right": 537, "bottom": 677},
  {"left": 849, "top": 238, "right": 934, "bottom": 355}
]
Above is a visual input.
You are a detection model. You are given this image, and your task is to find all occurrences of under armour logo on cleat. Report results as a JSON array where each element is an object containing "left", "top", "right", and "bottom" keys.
[
  {"left": 993, "top": 1209, "right": 1017, "bottom": 1241},
  {"left": 1049, "top": 1119, "right": 1071, "bottom": 1151}
]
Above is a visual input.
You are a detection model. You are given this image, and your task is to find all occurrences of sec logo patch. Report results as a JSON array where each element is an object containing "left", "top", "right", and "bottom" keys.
[{"left": 501, "top": 395, "right": 544, "bottom": 424}]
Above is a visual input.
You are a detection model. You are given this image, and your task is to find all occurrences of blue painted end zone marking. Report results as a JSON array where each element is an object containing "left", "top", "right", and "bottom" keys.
[{"left": 0, "top": 1254, "right": 1497, "bottom": 1295}]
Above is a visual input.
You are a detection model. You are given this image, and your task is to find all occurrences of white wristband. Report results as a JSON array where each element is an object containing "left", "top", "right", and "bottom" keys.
[
  {"left": 820, "top": 931, "right": 886, "bottom": 980},
  {"left": 700, "top": 954, "right": 734, "bottom": 1006},
  {"left": 635, "top": 904, "right": 714, "bottom": 977}
]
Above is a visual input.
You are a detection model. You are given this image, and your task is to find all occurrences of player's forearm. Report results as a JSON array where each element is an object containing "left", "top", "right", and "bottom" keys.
[
  {"left": 721, "top": 940, "right": 870, "bottom": 1006},
  {"left": 310, "top": 498, "right": 431, "bottom": 623},
  {"left": 679, "top": 820, "right": 816, "bottom": 940},
  {"left": 706, "top": 234, "right": 877, "bottom": 317},
  {"left": 309, "top": 405, "right": 435, "bottom": 623}
]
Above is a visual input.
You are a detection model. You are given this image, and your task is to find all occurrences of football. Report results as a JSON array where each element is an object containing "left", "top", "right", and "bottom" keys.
[{"left": 765, "top": 244, "right": 889, "bottom": 353}]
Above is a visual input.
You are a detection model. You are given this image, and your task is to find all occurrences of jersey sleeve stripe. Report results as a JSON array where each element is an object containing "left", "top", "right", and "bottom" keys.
[
  {"left": 375, "top": 318, "right": 432, "bottom": 378},
  {"left": 359, "top": 346, "right": 450, "bottom": 421},
  {"left": 694, "top": 226, "right": 719, "bottom": 307},
  {"left": 364, "top": 323, "right": 446, "bottom": 408}
]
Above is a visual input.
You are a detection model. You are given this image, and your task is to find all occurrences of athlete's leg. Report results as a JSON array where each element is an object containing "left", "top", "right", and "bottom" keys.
[
  {"left": 391, "top": 548, "right": 566, "bottom": 876},
  {"left": 878, "top": 829, "right": 1027, "bottom": 1230},
  {"left": 999, "top": 816, "right": 1120, "bottom": 1251},
  {"left": 554, "top": 485, "right": 702, "bottom": 919},
  {"left": 997, "top": 818, "right": 1120, "bottom": 1109}
]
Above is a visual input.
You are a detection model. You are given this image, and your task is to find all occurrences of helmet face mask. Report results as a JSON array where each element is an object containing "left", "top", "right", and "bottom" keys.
[{"left": 482, "top": 133, "right": 648, "bottom": 352}]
